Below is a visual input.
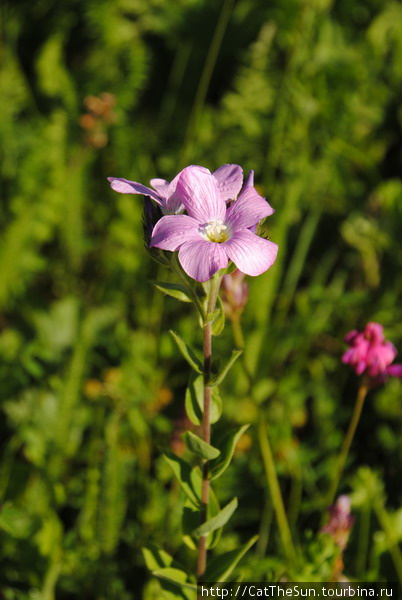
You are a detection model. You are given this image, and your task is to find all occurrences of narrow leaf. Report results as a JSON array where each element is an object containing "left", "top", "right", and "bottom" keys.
[
  {"left": 152, "top": 568, "right": 197, "bottom": 591},
  {"left": 152, "top": 281, "right": 192, "bottom": 303},
  {"left": 163, "top": 452, "right": 201, "bottom": 508},
  {"left": 205, "top": 308, "right": 220, "bottom": 325},
  {"left": 210, "top": 350, "right": 242, "bottom": 387},
  {"left": 207, "top": 487, "right": 223, "bottom": 550},
  {"left": 212, "top": 296, "right": 225, "bottom": 336},
  {"left": 182, "top": 431, "right": 220, "bottom": 460},
  {"left": 203, "top": 535, "right": 259, "bottom": 582},
  {"left": 185, "top": 375, "right": 222, "bottom": 426},
  {"left": 142, "top": 545, "right": 175, "bottom": 570},
  {"left": 210, "top": 425, "right": 250, "bottom": 480},
  {"left": 169, "top": 330, "right": 203, "bottom": 374},
  {"left": 193, "top": 498, "right": 238, "bottom": 537}
]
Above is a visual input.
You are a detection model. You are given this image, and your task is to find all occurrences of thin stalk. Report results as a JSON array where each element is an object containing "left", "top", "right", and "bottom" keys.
[
  {"left": 258, "top": 417, "right": 296, "bottom": 563},
  {"left": 256, "top": 493, "right": 273, "bottom": 558},
  {"left": 230, "top": 315, "right": 296, "bottom": 562},
  {"left": 326, "top": 382, "right": 368, "bottom": 509},
  {"left": 356, "top": 502, "right": 371, "bottom": 578},
  {"left": 181, "top": 0, "right": 234, "bottom": 164},
  {"left": 197, "top": 275, "right": 221, "bottom": 580}
]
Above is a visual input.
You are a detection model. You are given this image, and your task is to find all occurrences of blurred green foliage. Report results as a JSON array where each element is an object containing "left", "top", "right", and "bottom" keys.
[{"left": 1, "top": 0, "right": 402, "bottom": 597}]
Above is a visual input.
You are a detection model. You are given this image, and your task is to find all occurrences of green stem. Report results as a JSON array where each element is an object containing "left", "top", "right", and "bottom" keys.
[
  {"left": 256, "top": 493, "right": 273, "bottom": 558},
  {"left": 326, "top": 382, "right": 368, "bottom": 509},
  {"left": 356, "top": 502, "right": 371, "bottom": 578},
  {"left": 258, "top": 417, "right": 296, "bottom": 562},
  {"left": 197, "top": 274, "right": 221, "bottom": 580},
  {"left": 181, "top": 0, "right": 234, "bottom": 164},
  {"left": 231, "top": 315, "right": 296, "bottom": 562}
]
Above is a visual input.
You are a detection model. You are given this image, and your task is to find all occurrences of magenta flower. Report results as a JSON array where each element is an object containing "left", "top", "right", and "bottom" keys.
[
  {"left": 107, "top": 164, "right": 243, "bottom": 215},
  {"left": 149, "top": 166, "right": 278, "bottom": 282},
  {"left": 342, "top": 322, "right": 402, "bottom": 381}
]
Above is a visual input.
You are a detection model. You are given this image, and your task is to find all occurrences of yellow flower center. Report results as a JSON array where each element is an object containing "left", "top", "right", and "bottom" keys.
[{"left": 200, "top": 220, "right": 230, "bottom": 243}]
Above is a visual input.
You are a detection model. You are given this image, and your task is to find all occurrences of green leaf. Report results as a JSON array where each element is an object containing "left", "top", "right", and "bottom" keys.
[
  {"left": 182, "top": 431, "right": 220, "bottom": 460},
  {"left": 210, "top": 425, "right": 250, "bottom": 480},
  {"left": 224, "top": 261, "right": 237, "bottom": 275},
  {"left": 142, "top": 545, "right": 175, "bottom": 570},
  {"left": 163, "top": 452, "right": 201, "bottom": 508},
  {"left": 185, "top": 375, "right": 222, "bottom": 426},
  {"left": 152, "top": 281, "right": 192, "bottom": 303},
  {"left": 207, "top": 487, "right": 223, "bottom": 550},
  {"left": 182, "top": 489, "right": 222, "bottom": 550},
  {"left": 205, "top": 308, "right": 220, "bottom": 325},
  {"left": 193, "top": 498, "right": 238, "bottom": 537},
  {"left": 212, "top": 296, "right": 225, "bottom": 336},
  {"left": 210, "top": 350, "right": 242, "bottom": 387},
  {"left": 204, "top": 535, "right": 259, "bottom": 582},
  {"left": 169, "top": 330, "right": 203, "bottom": 374},
  {"left": 152, "top": 568, "right": 197, "bottom": 591}
]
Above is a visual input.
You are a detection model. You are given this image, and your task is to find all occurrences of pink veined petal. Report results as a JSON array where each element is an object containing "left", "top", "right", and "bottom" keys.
[
  {"left": 226, "top": 185, "right": 274, "bottom": 230},
  {"left": 213, "top": 164, "right": 244, "bottom": 202},
  {"left": 165, "top": 171, "right": 185, "bottom": 213},
  {"left": 178, "top": 239, "right": 228, "bottom": 282},
  {"left": 387, "top": 364, "right": 402, "bottom": 377},
  {"left": 150, "top": 215, "right": 200, "bottom": 251},
  {"left": 243, "top": 170, "right": 254, "bottom": 188},
  {"left": 224, "top": 230, "right": 278, "bottom": 277},
  {"left": 150, "top": 178, "right": 171, "bottom": 200},
  {"left": 177, "top": 166, "right": 226, "bottom": 223},
  {"left": 108, "top": 177, "right": 163, "bottom": 205}
]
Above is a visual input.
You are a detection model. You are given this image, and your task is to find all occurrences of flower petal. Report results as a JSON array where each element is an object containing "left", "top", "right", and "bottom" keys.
[
  {"left": 213, "top": 164, "right": 244, "bottom": 202},
  {"left": 177, "top": 166, "right": 226, "bottom": 222},
  {"left": 150, "top": 178, "right": 171, "bottom": 200},
  {"left": 224, "top": 229, "right": 278, "bottom": 276},
  {"left": 387, "top": 364, "right": 402, "bottom": 377},
  {"left": 108, "top": 177, "right": 163, "bottom": 205},
  {"left": 150, "top": 215, "right": 200, "bottom": 251},
  {"left": 226, "top": 185, "right": 274, "bottom": 230},
  {"left": 243, "top": 170, "right": 254, "bottom": 188},
  {"left": 179, "top": 239, "right": 228, "bottom": 282}
]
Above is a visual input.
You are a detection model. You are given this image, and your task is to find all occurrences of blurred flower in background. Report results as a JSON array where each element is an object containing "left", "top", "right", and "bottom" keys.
[
  {"left": 221, "top": 269, "right": 249, "bottom": 319},
  {"left": 342, "top": 322, "right": 402, "bottom": 383},
  {"left": 79, "top": 92, "right": 116, "bottom": 148},
  {"left": 321, "top": 495, "right": 355, "bottom": 551}
]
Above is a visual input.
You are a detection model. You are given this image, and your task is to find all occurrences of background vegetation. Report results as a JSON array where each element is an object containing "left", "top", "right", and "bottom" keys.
[{"left": 1, "top": 0, "right": 402, "bottom": 597}]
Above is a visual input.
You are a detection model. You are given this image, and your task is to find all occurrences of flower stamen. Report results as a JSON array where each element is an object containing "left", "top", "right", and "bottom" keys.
[{"left": 199, "top": 220, "right": 230, "bottom": 243}]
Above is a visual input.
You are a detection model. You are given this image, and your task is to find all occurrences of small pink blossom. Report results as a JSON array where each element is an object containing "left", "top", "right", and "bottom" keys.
[
  {"left": 342, "top": 322, "right": 402, "bottom": 381},
  {"left": 221, "top": 269, "right": 249, "bottom": 318},
  {"left": 107, "top": 164, "right": 244, "bottom": 215},
  {"left": 321, "top": 495, "right": 354, "bottom": 551},
  {"left": 149, "top": 166, "right": 278, "bottom": 282}
]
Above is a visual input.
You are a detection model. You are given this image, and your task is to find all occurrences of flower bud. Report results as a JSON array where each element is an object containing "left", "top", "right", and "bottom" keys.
[{"left": 221, "top": 269, "right": 249, "bottom": 319}]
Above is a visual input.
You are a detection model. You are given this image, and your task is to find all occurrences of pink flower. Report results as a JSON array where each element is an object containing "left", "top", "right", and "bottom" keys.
[
  {"left": 107, "top": 164, "right": 244, "bottom": 215},
  {"left": 149, "top": 166, "right": 278, "bottom": 282},
  {"left": 321, "top": 495, "right": 354, "bottom": 551},
  {"left": 342, "top": 322, "right": 402, "bottom": 381},
  {"left": 221, "top": 269, "right": 249, "bottom": 317}
]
